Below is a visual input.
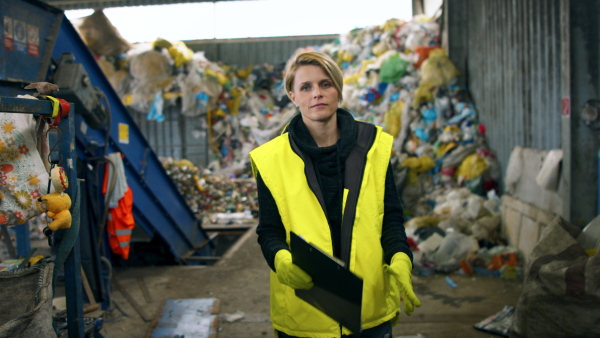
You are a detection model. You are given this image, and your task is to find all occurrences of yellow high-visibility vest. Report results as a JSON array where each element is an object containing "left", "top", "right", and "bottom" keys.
[{"left": 250, "top": 122, "right": 400, "bottom": 338}]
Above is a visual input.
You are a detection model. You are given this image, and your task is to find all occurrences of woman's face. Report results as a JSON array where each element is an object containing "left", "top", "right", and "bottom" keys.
[{"left": 289, "top": 65, "right": 339, "bottom": 124}]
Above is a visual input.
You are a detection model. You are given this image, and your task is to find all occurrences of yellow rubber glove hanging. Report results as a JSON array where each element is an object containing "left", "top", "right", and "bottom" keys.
[
  {"left": 274, "top": 250, "right": 314, "bottom": 290},
  {"left": 385, "top": 252, "right": 421, "bottom": 315}
]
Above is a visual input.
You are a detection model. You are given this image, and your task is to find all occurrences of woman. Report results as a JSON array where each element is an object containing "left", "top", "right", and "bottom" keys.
[{"left": 250, "top": 51, "right": 420, "bottom": 338}]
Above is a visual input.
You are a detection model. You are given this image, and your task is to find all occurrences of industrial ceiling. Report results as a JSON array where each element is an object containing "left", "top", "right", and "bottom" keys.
[{"left": 41, "top": 0, "right": 252, "bottom": 10}]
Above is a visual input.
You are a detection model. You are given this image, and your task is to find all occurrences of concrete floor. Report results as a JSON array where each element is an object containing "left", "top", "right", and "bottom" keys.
[{"left": 91, "top": 224, "right": 523, "bottom": 338}]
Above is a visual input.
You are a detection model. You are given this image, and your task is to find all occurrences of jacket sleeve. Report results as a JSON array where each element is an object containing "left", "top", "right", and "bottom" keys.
[
  {"left": 255, "top": 172, "right": 289, "bottom": 272},
  {"left": 381, "top": 162, "right": 413, "bottom": 265}
]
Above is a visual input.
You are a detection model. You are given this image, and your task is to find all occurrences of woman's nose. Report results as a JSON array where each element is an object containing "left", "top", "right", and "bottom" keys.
[{"left": 313, "top": 88, "right": 322, "bottom": 98}]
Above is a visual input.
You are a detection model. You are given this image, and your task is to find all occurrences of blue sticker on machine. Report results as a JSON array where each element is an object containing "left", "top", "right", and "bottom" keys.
[{"left": 13, "top": 19, "right": 27, "bottom": 53}]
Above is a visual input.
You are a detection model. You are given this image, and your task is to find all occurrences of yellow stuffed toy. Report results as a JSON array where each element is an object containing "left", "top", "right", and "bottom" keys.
[
  {"left": 37, "top": 166, "right": 72, "bottom": 231},
  {"left": 38, "top": 192, "right": 72, "bottom": 231}
]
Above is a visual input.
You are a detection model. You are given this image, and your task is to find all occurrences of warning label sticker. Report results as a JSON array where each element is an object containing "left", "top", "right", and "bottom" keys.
[
  {"left": 3, "top": 16, "right": 13, "bottom": 50},
  {"left": 27, "top": 24, "right": 39, "bottom": 57},
  {"left": 119, "top": 123, "right": 130, "bottom": 144},
  {"left": 13, "top": 19, "right": 27, "bottom": 53}
]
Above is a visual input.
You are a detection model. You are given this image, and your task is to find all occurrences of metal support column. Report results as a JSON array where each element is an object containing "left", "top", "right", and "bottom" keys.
[{"left": 58, "top": 104, "right": 84, "bottom": 337}]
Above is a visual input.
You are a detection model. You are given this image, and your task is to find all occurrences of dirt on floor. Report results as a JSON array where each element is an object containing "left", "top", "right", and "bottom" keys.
[{"left": 91, "top": 224, "right": 523, "bottom": 338}]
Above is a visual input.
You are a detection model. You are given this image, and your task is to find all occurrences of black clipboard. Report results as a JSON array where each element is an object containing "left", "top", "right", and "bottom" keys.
[{"left": 290, "top": 232, "right": 363, "bottom": 334}]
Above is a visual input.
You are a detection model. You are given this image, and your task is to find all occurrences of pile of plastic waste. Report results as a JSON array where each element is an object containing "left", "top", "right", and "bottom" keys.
[
  {"left": 297, "top": 16, "right": 517, "bottom": 276},
  {"left": 161, "top": 157, "right": 257, "bottom": 220},
  {"left": 85, "top": 11, "right": 519, "bottom": 277}
]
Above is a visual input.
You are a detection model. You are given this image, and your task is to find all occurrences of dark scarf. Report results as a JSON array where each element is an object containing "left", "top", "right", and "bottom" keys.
[{"left": 287, "top": 108, "right": 357, "bottom": 257}]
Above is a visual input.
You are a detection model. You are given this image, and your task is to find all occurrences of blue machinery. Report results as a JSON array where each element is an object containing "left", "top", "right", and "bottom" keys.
[
  {"left": 0, "top": 0, "right": 217, "bottom": 335},
  {"left": 1, "top": 0, "right": 215, "bottom": 262},
  {"left": 52, "top": 10, "right": 215, "bottom": 263}
]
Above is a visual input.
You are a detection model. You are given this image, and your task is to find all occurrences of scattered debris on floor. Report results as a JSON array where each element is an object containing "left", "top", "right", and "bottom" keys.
[
  {"left": 221, "top": 310, "right": 245, "bottom": 323},
  {"left": 444, "top": 276, "right": 458, "bottom": 288},
  {"left": 473, "top": 305, "right": 515, "bottom": 337}
]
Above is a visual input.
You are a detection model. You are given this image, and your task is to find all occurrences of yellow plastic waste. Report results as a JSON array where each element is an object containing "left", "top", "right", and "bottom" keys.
[
  {"left": 152, "top": 38, "right": 172, "bottom": 49},
  {"left": 205, "top": 68, "right": 229, "bottom": 86},
  {"left": 175, "top": 159, "right": 195, "bottom": 169},
  {"left": 213, "top": 108, "right": 227, "bottom": 118},
  {"left": 343, "top": 59, "right": 375, "bottom": 85},
  {"left": 193, "top": 174, "right": 204, "bottom": 192},
  {"left": 415, "top": 14, "right": 433, "bottom": 24},
  {"left": 168, "top": 43, "right": 193, "bottom": 68},
  {"left": 360, "top": 59, "right": 375, "bottom": 73},
  {"left": 384, "top": 100, "right": 403, "bottom": 137},
  {"left": 153, "top": 38, "right": 194, "bottom": 68},
  {"left": 337, "top": 50, "right": 355, "bottom": 64},
  {"left": 236, "top": 65, "right": 254, "bottom": 81},
  {"left": 372, "top": 42, "right": 389, "bottom": 56},
  {"left": 401, "top": 155, "right": 436, "bottom": 184},
  {"left": 382, "top": 18, "right": 405, "bottom": 32},
  {"left": 456, "top": 153, "right": 488, "bottom": 180},
  {"left": 436, "top": 141, "right": 457, "bottom": 159},
  {"left": 420, "top": 49, "right": 460, "bottom": 88},
  {"left": 412, "top": 83, "right": 434, "bottom": 109},
  {"left": 401, "top": 155, "right": 435, "bottom": 173},
  {"left": 344, "top": 73, "right": 361, "bottom": 85},
  {"left": 227, "top": 87, "right": 244, "bottom": 116}
]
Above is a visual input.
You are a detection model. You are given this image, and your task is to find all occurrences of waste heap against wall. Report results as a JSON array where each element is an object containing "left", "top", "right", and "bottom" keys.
[{"left": 75, "top": 11, "right": 518, "bottom": 277}]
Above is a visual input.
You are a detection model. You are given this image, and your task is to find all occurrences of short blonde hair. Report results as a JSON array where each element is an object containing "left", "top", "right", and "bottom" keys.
[{"left": 284, "top": 51, "right": 343, "bottom": 103}]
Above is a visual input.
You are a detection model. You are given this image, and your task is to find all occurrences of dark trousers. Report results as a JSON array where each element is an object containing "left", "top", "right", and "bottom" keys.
[{"left": 278, "top": 321, "right": 392, "bottom": 338}]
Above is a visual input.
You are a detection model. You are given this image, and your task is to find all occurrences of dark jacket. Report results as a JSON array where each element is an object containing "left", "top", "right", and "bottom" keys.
[{"left": 255, "top": 108, "right": 411, "bottom": 271}]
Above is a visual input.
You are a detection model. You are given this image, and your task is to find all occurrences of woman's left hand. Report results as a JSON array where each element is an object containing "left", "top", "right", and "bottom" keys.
[{"left": 384, "top": 252, "right": 421, "bottom": 315}]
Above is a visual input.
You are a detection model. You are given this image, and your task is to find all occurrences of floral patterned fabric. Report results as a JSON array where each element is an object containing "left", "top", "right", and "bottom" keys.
[{"left": 0, "top": 112, "right": 49, "bottom": 226}]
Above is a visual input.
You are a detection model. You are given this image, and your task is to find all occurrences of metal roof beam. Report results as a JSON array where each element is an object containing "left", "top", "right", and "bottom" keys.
[{"left": 41, "top": 0, "right": 250, "bottom": 10}]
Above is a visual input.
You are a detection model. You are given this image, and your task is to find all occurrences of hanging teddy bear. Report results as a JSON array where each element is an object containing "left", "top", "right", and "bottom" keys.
[{"left": 37, "top": 166, "right": 71, "bottom": 231}]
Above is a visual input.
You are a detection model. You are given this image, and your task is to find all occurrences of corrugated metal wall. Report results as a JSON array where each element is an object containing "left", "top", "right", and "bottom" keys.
[
  {"left": 186, "top": 35, "right": 338, "bottom": 68},
  {"left": 131, "top": 105, "right": 209, "bottom": 167},
  {"left": 452, "top": 0, "right": 562, "bottom": 189}
]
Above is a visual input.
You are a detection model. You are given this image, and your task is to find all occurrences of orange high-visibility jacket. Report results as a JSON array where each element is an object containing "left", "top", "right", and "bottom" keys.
[
  {"left": 106, "top": 186, "right": 134, "bottom": 259},
  {"left": 102, "top": 159, "right": 135, "bottom": 259}
]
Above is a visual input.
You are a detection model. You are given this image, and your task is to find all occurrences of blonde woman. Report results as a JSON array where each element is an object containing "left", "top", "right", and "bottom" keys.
[{"left": 250, "top": 51, "right": 420, "bottom": 338}]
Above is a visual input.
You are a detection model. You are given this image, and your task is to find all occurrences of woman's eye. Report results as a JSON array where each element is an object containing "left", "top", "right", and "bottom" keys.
[
  {"left": 322, "top": 82, "right": 331, "bottom": 88},
  {"left": 301, "top": 85, "right": 309, "bottom": 91}
]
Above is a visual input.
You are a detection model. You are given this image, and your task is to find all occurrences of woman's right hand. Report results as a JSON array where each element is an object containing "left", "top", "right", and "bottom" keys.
[{"left": 274, "top": 250, "right": 314, "bottom": 290}]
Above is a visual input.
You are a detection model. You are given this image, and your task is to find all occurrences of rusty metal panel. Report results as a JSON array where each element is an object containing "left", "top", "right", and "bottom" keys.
[{"left": 457, "top": 0, "right": 562, "bottom": 189}]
